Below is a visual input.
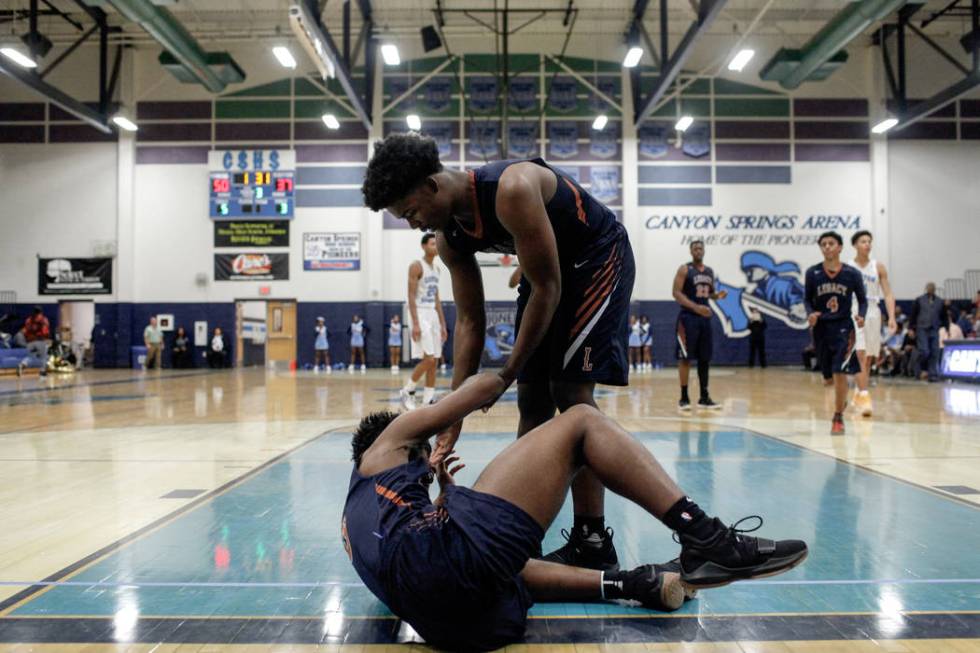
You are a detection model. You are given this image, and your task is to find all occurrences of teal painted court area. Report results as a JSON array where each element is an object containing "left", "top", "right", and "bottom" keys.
[{"left": 11, "top": 428, "right": 980, "bottom": 619}]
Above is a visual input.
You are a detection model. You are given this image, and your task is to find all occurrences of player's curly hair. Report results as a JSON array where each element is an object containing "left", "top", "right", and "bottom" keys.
[
  {"left": 362, "top": 133, "right": 443, "bottom": 211},
  {"left": 351, "top": 410, "right": 398, "bottom": 467}
]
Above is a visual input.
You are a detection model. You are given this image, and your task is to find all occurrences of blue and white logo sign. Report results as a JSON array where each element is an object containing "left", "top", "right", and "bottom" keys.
[
  {"left": 588, "top": 77, "right": 618, "bottom": 112},
  {"left": 548, "top": 77, "right": 578, "bottom": 113},
  {"left": 589, "top": 123, "right": 617, "bottom": 159},
  {"left": 712, "top": 250, "right": 808, "bottom": 336},
  {"left": 638, "top": 124, "right": 669, "bottom": 158},
  {"left": 507, "top": 123, "right": 537, "bottom": 159},
  {"left": 425, "top": 78, "right": 452, "bottom": 113},
  {"left": 509, "top": 77, "right": 537, "bottom": 113},
  {"left": 548, "top": 121, "right": 579, "bottom": 159},
  {"left": 682, "top": 122, "right": 710, "bottom": 158},
  {"left": 590, "top": 166, "right": 620, "bottom": 204},
  {"left": 425, "top": 122, "right": 454, "bottom": 158},
  {"left": 468, "top": 122, "right": 500, "bottom": 159},
  {"left": 469, "top": 77, "right": 498, "bottom": 113},
  {"left": 208, "top": 149, "right": 295, "bottom": 171}
]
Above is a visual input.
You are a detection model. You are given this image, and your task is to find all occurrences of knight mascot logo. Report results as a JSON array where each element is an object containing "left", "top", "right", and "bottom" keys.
[{"left": 713, "top": 251, "right": 808, "bottom": 336}]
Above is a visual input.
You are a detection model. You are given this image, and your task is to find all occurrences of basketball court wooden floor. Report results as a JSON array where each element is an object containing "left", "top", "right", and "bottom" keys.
[{"left": 0, "top": 366, "right": 978, "bottom": 652}]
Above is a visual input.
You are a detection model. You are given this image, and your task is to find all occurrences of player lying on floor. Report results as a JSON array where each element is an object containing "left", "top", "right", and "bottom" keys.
[{"left": 343, "top": 372, "right": 808, "bottom": 651}]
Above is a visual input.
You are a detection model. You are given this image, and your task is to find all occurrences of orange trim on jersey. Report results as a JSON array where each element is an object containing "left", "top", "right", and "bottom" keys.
[
  {"left": 571, "top": 270, "right": 618, "bottom": 340},
  {"left": 580, "top": 264, "right": 618, "bottom": 313},
  {"left": 563, "top": 178, "right": 587, "bottom": 224},
  {"left": 375, "top": 483, "right": 412, "bottom": 508},
  {"left": 457, "top": 170, "right": 485, "bottom": 240}
]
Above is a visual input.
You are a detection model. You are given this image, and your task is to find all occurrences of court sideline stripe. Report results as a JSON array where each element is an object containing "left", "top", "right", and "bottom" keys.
[
  {"left": 0, "top": 577, "right": 978, "bottom": 589},
  {"left": 0, "top": 369, "right": 217, "bottom": 398},
  {"left": 0, "top": 422, "right": 354, "bottom": 615}
]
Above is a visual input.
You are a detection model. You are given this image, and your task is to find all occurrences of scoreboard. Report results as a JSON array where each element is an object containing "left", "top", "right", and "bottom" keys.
[
  {"left": 209, "top": 170, "right": 295, "bottom": 218},
  {"left": 208, "top": 149, "right": 296, "bottom": 219}
]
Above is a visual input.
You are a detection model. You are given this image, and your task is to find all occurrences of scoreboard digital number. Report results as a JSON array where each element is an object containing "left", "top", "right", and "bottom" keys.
[{"left": 210, "top": 170, "right": 295, "bottom": 218}]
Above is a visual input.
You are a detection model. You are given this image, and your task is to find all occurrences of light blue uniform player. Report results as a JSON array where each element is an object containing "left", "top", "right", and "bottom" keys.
[
  {"left": 348, "top": 316, "right": 367, "bottom": 373},
  {"left": 314, "top": 317, "right": 331, "bottom": 373},
  {"left": 388, "top": 316, "right": 403, "bottom": 373}
]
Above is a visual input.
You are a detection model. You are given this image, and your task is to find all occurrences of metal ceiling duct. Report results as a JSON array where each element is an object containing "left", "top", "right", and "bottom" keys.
[
  {"left": 103, "top": 0, "right": 227, "bottom": 93},
  {"left": 772, "top": 0, "right": 911, "bottom": 89}
]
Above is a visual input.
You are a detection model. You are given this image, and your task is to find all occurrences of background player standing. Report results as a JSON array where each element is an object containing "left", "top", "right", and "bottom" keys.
[
  {"left": 805, "top": 232, "right": 867, "bottom": 435},
  {"left": 400, "top": 233, "right": 447, "bottom": 409},
  {"left": 849, "top": 230, "right": 897, "bottom": 417},
  {"left": 672, "top": 240, "right": 727, "bottom": 411}
]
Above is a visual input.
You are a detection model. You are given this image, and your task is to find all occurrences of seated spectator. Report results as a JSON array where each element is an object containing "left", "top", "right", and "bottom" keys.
[
  {"left": 881, "top": 323, "right": 906, "bottom": 376},
  {"left": 939, "top": 312, "right": 964, "bottom": 350},
  {"left": 897, "top": 327, "right": 918, "bottom": 377},
  {"left": 956, "top": 310, "right": 974, "bottom": 339},
  {"left": 208, "top": 327, "right": 227, "bottom": 369}
]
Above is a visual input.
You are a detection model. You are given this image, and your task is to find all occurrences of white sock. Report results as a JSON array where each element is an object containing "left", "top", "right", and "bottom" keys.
[
  {"left": 422, "top": 387, "right": 435, "bottom": 404},
  {"left": 404, "top": 379, "right": 417, "bottom": 393}
]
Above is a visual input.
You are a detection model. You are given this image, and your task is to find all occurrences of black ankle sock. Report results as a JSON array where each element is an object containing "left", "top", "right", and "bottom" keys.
[
  {"left": 680, "top": 386, "right": 689, "bottom": 402},
  {"left": 601, "top": 569, "right": 630, "bottom": 600},
  {"left": 573, "top": 515, "right": 606, "bottom": 539},
  {"left": 663, "top": 497, "right": 714, "bottom": 539},
  {"left": 697, "top": 360, "right": 710, "bottom": 399}
]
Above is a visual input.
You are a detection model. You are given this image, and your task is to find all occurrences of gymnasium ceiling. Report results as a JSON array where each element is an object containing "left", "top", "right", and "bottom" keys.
[{"left": 0, "top": 0, "right": 976, "bottom": 47}]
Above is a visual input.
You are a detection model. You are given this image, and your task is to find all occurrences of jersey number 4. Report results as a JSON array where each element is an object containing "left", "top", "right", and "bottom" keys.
[{"left": 827, "top": 297, "right": 839, "bottom": 313}]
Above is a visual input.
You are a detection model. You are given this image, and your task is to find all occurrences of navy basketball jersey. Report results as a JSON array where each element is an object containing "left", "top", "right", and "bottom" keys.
[
  {"left": 804, "top": 263, "right": 867, "bottom": 322},
  {"left": 681, "top": 264, "right": 716, "bottom": 316},
  {"left": 342, "top": 457, "right": 434, "bottom": 610},
  {"left": 442, "top": 158, "right": 621, "bottom": 263}
]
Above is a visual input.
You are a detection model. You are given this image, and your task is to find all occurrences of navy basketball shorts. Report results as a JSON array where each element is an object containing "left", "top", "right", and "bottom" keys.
[
  {"left": 515, "top": 224, "right": 635, "bottom": 386},
  {"left": 676, "top": 311, "right": 714, "bottom": 362},
  {"left": 386, "top": 486, "right": 543, "bottom": 651},
  {"left": 815, "top": 319, "right": 860, "bottom": 376}
]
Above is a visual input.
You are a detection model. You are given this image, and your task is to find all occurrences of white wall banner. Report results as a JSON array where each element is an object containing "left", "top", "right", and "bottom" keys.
[{"left": 303, "top": 232, "right": 361, "bottom": 271}]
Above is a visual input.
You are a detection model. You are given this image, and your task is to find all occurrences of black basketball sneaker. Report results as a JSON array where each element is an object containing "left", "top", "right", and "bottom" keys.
[
  {"left": 541, "top": 526, "right": 619, "bottom": 571},
  {"left": 611, "top": 562, "right": 686, "bottom": 611}
]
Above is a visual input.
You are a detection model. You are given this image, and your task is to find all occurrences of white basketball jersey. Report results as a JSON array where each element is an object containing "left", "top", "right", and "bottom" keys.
[
  {"left": 415, "top": 259, "right": 441, "bottom": 310},
  {"left": 851, "top": 258, "right": 883, "bottom": 302}
]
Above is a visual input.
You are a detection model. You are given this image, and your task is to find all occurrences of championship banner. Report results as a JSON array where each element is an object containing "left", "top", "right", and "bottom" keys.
[
  {"left": 589, "top": 123, "right": 618, "bottom": 159},
  {"left": 588, "top": 77, "right": 618, "bottom": 112},
  {"left": 548, "top": 121, "right": 579, "bottom": 159},
  {"left": 508, "top": 76, "right": 538, "bottom": 113},
  {"left": 214, "top": 253, "right": 289, "bottom": 281},
  {"left": 548, "top": 77, "right": 578, "bottom": 113},
  {"left": 638, "top": 124, "right": 669, "bottom": 158},
  {"left": 507, "top": 123, "right": 538, "bottom": 159},
  {"left": 38, "top": 257, "right": 112, "bottom": 295},
  {"left": 424, "top": 122, "right": 455, "bottom": 158},
  {"left": 425, "top": 78, "right": 452, "bottom": 113},
  {"left": 468, "top": 122, "right": 500, "bottom": 159},
  {"left": 681, "top": 122, "right": 711, "bottom": 158},
  {"left": 468, "top": 77, "right": 498, "bottom": 113},
  {"left": 303, "top": 232, "right": 361, "bottom": 271},
  {"left": 590, "top": 166, "right": 620, "bottom": 205},
  {"left": 214, "top": 221, "right": 289, "bottom": 248},
  {"left": 388, "top": 76, "right": 416, "bottom": 111}
]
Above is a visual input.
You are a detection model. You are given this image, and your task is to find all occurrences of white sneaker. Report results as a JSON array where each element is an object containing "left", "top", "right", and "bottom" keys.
[
  {"left": 860, "top": 391, "right": 873, "bottom": 417},
  {"left": 360, "top": 365, "right": 367, "bottom": 374},
  {"left": 313, "top": 366, "right": 320, "bottom": 374},
  {"left": 326, "top": 366, "right": 332, "bottom": 374},
  {"left": 440, "top": 364, "right": 447, "bottom": 373},
  {"left": 348, "top": 364, "right": 355, "bottom": 373},
  {"left": 399, "top": 388, "right": 417, "bottom": 411},
  {"left": 390, "top": 366, "right": 398, "bottom": 374}
]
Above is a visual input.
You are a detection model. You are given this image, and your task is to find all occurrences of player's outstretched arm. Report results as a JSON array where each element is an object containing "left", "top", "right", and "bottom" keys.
[{"left": 359, "top": 372, "right": 507, "bottom": 475}]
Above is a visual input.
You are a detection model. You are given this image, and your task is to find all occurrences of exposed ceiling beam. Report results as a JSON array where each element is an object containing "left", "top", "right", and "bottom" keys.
[{"left": 635, "top": 0, "right": 728, "bottom": 126}]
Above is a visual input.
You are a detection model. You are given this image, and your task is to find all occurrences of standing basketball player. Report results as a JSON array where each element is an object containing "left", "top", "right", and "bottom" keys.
[
  {"left": 672, "top": 240, "right": 727, "bottom": 411},
  {"left": 849, "top": 230, "right": 897, "bottom": 417},
  {"left": 400, "top": 233, "right": 447, "bottom": 409},
  {"left": 363, "top": 133, "right": 635, "bottom": 571},
  {"left": 805, "top": 232, "right": 867, "bottom": 435}
]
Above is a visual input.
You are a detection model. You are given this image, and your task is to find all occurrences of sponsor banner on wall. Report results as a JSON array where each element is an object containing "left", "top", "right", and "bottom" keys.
[
  {"left": 214, "top": 253, "right": 289, "bottom": 281},
  {"left": 303, "top": 232, "right": 361, "bottom": 271},
  {"left": 214, "top": 221, "right": 289, "bottom": 248},
  {"left": 38, "top": 257, "right": 112, "bottom": 295}
]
